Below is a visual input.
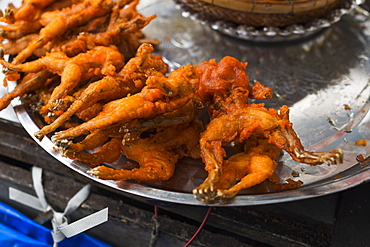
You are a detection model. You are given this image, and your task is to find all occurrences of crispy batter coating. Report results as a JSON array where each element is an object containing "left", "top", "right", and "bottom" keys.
[
  {"left": 0, "top": 21, "right": 42, "bottom": 40},
  {"left": 59, "top": 56, "right": 342, "bottom": 201},
  {"left": 0, "top": 70, "right": 52, "bottom": 111},
  {"left": 0, "top": 46, "right": 124, "bottom": 111},
  {"left": 34, "top": 43, "right": 168, "bottom": 140},
  {"left": 62, "top": 137, "right": 123, "bottom": 166},
  {"left": 0, "top": 0, "right": 345, "bottom": 204},
  {"left": 13, "top": 0, "right": 60, "bottom": 22},
  {"left": 0, "top": 0, "right": 156, "bottom": 99},
  {"left": 11, "top": 0, "right": 117, "bottom": 64},
  {"left": 120, "top": 100, "right": 202, "bottom": 144},
  {"left": 46, "top": 0, "right": 156, "bottom": 58},
  {"left": 88, "top": 120, "right": 202, "bottom": 183},
  {"left": 59, "top": 125, "right": 123, "bottom": 156},
  {"left": 192, "top": 56, "right": 343, "bottom": 204},
  {"left": 51, "top": 63, "right": 199, "bottom": 142},
  {"left": 212, "top": 138, "right": 283, "bottom": 201}
]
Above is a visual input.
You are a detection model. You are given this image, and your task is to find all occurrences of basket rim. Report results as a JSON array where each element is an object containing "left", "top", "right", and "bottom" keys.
[{"left": 198, "top": 0, "right": 344, "bottom": 14}]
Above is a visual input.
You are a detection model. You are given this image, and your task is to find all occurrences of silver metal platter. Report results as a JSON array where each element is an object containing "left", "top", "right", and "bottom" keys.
[{"left": 6, "top": 0, "right": 370, "bottom": 206}]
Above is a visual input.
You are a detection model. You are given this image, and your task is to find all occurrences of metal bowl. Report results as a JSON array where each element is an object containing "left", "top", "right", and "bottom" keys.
[{"left": 175, "top": 0, "right": 364, "bottom": 41}]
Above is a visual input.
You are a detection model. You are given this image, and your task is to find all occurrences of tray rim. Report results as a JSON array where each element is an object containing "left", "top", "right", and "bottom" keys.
[{"left": 9, "top": 78, "right": 370, "bottom": 206}]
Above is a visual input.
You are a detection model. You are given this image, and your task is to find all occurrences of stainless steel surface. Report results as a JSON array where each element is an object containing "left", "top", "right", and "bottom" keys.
[
  {"left": 0, "top": 85, "right": 18, "bottom": 122},
  {"left": 3, "top": 0, "right": 370, "bottom": 205}
]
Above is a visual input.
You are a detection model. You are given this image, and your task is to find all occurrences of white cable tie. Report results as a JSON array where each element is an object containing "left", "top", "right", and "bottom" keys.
[
  {"left": 59, "top": 207, "right": 109, "bottom": 238},
  {"left": 9, "top": 166, "right": 52, "bottom": 212},
  {"left": 51, "top": 213, "right": 68, "bottom": 244},
  {"left": 32, "top": 166, "right": 49, "bottom": 210},
  {"left": 8, "top": 166, "right": 109, "bottom": 246},
  {"left": 63, "top": 184, "right": 91, "bottom": 216},
  {"left": 9, "top": 187, "right": 49, "bottom": 212}
]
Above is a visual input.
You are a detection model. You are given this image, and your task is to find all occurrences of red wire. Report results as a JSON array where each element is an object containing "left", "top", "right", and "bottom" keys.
[
  {"left": 149, "top": 205, "right": 160, "bottom": 247},
  {"left": 154, "top": 205, "right": 159, "bottom": 220},
  {"left": 183, "top": 206, "right": 213, "bottom": 247}
]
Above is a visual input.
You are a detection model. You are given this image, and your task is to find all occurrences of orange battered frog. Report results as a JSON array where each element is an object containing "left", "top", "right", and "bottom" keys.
[{"left": 192, "top": 57, "right": 343, "bottom": 204}]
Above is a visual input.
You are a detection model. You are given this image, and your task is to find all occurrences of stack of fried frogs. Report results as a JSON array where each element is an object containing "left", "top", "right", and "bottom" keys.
[{"left": 0, "top": 0, "right": 343, "bottom": 204}]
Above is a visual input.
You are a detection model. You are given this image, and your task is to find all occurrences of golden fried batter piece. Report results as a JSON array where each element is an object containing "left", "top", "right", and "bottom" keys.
[
  {"left": 58, "top": 125, "right": 123, "bottom": 157},
  {"left": 46, "top": 0, "right": 156, "bottom": 58},
  {"left": 61, "top": 137, "right": 123, "bottom": 166},
  {"left": 0, "top": 46, "right": 124, "bottom": 110},
  {"left": 192, "top": 57, "right": 343, "bottom": 204},
  {"left": 57, "top": 99, "right": 200, "bottom": 164},
  {"left": 74, "top": 102, "right": 104, "bottom": 121},
  {"left": 0, "top": 7, "right": 15, "bottom": 24},
  {"left": 51, "top": 63, "right": 199, "bottom": 142},
  {"left": 88, "top": 120, "right": 202, "bottom": 183},
  {"left": 0, "top": 70, "right": 52, "bottom": 111},
  {"left": 0, "top": 0, "right": 83, "bottom": 41},
  {"left": 12, "top": 0, "right": 59, "bottom": 23},
  {"left": 11, "top": 0, "right": 116, "bottom": 64},
  {"left": 120, "top": 99, "right": 202, "bottom": 144},
  {"left": 52, "top": 13, "right": 156, "bottom": 58},
  {"left": 57, "top": 99, "right": 201, "bottom": 175},
  {"left": 0, "top": 21, "right": 42, "bottom": 40},
  {"left": 2, "top": 34, "right": 40, "bottom": 55},
  {"left": 34, "top": 43, "right": 168, "bottom": 140},
  {"left": 211, "top": 138, "right": 294, "bottom": 202}
]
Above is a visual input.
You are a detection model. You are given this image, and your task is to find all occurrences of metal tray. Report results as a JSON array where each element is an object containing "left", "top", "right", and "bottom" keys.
[{"left": 8, "top": 0, "right": 370, "bottom": 206}]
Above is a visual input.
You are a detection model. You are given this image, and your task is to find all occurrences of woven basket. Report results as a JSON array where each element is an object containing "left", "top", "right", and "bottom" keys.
[{"left": 176, "top": 0, "right": 346, "bottom": 27}]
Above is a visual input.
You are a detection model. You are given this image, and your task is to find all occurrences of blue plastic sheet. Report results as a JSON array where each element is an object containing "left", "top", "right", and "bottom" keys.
[{"left": 0, "top": 201, "right": 112, "bottom": 247}]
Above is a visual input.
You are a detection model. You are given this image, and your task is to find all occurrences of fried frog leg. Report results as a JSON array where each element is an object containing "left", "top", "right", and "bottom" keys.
[
  {"left": 120, "top": 99, "right": 202, "bottom": 144},
  {"left": 192, "top": 57, "right": 343, "bottom": 203},
  {"left": 62, "top": 137, "right": 123, "bottom": 166},
  {"left": 12, "top": 0, "right": 116, "bottom": 64},
  {"left": 13, "top": 0, "right": 59, "bottom": 22},
  {"left": 49, "top": 1, "right": 156, "bottom": 58},
  {"left": 2, "top": 34, "right": 39, "bottom": 55},
  {"left": 34, "top": 43, "right": 168, "bottom": 140},
  {"left": 0, "top": 0, "right": 83, "bottom": 40},
  {"left": 58, "top": 100, "right": 201, "bottom": 166},
  {"left": 266, "top": 105, "right": 344, "bottom": 165},
  {"left": 88, "top": 120, "right": 202, "bottom": 184},
  {"left": 0, "top": 21, "right": 42, "bottom": 40},
  {"left": 0, "top": 7, "right": 15, "bottom": 24},
  {"left": 198, "top": 137, "right": 302, "bottom": 204},
  {"left": 212, "top": 138, "right": 280, "bottom": 197},
  {"left": 51, "top": 63, "right": 199, "bottom": 142},
  {"left": 0, "top": 70, "right": 52, "bottom": 111},
  {"left": 194, "top": 103, "right": 343, "bottom": 204},
  {"left": 0, "top": 46, "right": 124, "bottom": 110}
]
